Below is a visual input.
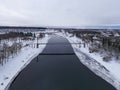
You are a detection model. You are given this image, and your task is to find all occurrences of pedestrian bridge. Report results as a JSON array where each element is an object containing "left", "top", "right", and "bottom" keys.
[{"left": 38, "top": 42, "right": 84, "bottom": 55}]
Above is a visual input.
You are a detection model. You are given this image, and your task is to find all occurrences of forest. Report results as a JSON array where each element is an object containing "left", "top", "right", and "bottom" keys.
[
  {"left": 64, "top": 29, "right": 120, "bottom": 62},
  {"left": 0, "top": 31, "right": 45, "bottom": 65}
]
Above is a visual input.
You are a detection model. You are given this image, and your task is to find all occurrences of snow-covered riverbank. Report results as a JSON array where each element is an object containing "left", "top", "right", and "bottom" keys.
[
  {"left": 0, "top": 35, "right": 51, "bottom": 90},
  {"left": 68, "top": 37, "right": 120, "bottom": 90},
  {"left": 56, "top": 32, "right": 120, "bottom": 90},
  {"left": 1, "top": 31, "right": 120, "bottom": 90}
]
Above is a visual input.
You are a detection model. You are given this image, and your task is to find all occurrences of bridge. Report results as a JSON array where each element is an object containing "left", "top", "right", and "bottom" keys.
[
  {"left": 36, "top": 43, "right": 84, "bottom": 45},
  {"left": 37, "top": 42, "right": 85, "bottom": 55}
]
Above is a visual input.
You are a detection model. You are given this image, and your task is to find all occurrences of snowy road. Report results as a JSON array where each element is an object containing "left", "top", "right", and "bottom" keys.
[{"left": 9, "top": 35, "right": 116, "bottom": 90}]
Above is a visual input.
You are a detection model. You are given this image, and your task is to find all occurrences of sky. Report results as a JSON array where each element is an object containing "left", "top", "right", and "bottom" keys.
[{"left": 0, "top": 0, "right": 120, "bottom": 27}]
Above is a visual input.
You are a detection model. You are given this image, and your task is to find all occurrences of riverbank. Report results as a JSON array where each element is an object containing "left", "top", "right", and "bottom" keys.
[
  {"left": 56, "top": 32, "right": 120, "bottom": 90},
  {"left": 68, "top": 37, "right": 120, "bottom": 90},
  {"left": 1, "top": 32, "right": 119, "bottom": 90},
  {"left": 9, "top": 35, "right": 116, "bottom": 90},
  {"left": 0, "top": 35, "right": 51, "bottom": 90}
]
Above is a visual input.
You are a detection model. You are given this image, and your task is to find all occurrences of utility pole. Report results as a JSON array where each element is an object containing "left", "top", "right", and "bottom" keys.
[{"left": 37, "top": 37, "right": 39, "bottom": 48}]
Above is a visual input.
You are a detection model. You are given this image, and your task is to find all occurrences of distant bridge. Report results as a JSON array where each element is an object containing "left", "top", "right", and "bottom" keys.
[
  {"left": 39, "top": 53, "right": 75, "bottom": 55},
  {"left": 36, "top": 43, "right": 84, "bottom": 45}
]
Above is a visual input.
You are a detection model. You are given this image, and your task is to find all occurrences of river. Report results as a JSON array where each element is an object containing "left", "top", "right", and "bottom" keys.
[{"left": 9, "top": 35, "right": 116, "bottom": 90}]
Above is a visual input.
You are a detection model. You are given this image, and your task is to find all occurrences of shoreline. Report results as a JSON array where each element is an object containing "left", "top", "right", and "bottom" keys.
[
  {"left": 56, "top": 33, "right": 119, "bottom": 90},
  {"left": 0, "top": 36, "right": 50, "bottom": 90},
  {"left": 5, "top": 47, "right": 46, "bottom": 90}
]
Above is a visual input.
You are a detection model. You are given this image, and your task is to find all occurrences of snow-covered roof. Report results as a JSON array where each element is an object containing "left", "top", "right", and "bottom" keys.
[
  {"left": 92, "top": 36, "right": 98, "bottom": 40},
  {"left": 114, "top": 33, "right": 120, "bottom": 37}
]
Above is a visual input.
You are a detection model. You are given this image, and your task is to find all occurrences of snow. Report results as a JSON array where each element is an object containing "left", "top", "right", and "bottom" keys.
[
  {"left": 114, "top": 33, "right": 120, "bottom": 37},
  {"left": 1, "top": 31, "right": 120, "bottom": 90},
  {"left": 0, "top": 35, "right": 51, "bottom": 90},
  {"left": 56, "top": 32, "right": 120, "bottom": 90}
]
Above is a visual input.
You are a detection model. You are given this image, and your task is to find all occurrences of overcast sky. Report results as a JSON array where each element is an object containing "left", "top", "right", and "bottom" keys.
[{"left": 0, "top": 0, "right": 120, "bottom": 26}]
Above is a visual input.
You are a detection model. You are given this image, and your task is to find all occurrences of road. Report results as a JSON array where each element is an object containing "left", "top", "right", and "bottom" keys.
[{"left": 9, "top": 35, "right": 116, "bottom": 90}]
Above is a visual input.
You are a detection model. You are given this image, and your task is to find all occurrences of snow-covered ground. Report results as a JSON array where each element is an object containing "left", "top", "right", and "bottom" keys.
[
  {"left": 56, "top": 32, "right": 120, "bottom": 90},
  {"left": 0, "top": 35, "right": 51, "bottom": 90},
  {"left": 1, "top": 30, "right": 120, "bottom": 90}
]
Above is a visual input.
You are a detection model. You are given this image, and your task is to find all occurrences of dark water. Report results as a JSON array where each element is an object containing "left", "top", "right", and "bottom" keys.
[{"left": 9, "top": 35, "right": 116, "bottom": 90}]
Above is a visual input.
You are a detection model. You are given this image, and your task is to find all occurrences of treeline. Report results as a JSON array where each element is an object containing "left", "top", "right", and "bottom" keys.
[
  {"left": 102, "top": 37, "right": 120, "bottom": 60},
  {"left": 39, "top": 33, "right": 45, "bottom": 38},
  {"left": 102, "top": 37, "right": 120, "bottom": 50},
  {"left": 0, "top": 32, "right": 33, "bottom": 40},
  {"left": 0, "top": 31, "right": 47, "bottom": 65},
  {"left": 64, "top": 30, "right": 120, "bottom": 61},
  {"left": 64, "top": 29, "right": 101, "bottom": 35},
  {"left": 0, "top": 43, "right": 22, "bottom": 65},
  {"left": 0, "top": 26, "right": 46, "bottom": 30},
  {"left": 0, "top": 32, "right": 33, "bottom": 65}
]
